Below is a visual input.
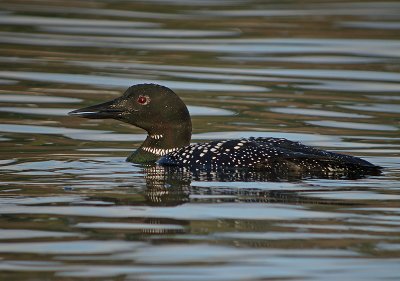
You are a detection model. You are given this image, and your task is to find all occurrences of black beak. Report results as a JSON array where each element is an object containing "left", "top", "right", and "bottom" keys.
[{"left": 68, "top": 100, "right": 124, "bottom": 119}]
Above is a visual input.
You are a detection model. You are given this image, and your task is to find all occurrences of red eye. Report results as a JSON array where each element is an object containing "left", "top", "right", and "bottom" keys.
[{"left": 137, "top": 95, "right": 150, "bottom": 105}]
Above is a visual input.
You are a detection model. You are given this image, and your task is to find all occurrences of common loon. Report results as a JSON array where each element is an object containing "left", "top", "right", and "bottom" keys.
[{"left": 69, "top": 84, "right": 381, "bottom": 177}]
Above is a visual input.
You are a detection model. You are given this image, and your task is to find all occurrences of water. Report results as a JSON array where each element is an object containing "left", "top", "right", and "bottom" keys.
[{"left": 0, "top": 0, "right": 399, "bottom": 280}]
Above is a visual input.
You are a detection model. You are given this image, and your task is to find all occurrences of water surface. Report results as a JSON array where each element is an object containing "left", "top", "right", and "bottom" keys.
[{"left": 0, "top": 0, "right": 399, "bottom": 280}]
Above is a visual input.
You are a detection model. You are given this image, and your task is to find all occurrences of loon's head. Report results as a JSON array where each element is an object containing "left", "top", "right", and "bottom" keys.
[{"left": 69, "top": 84, "right": 192, "bottom": 136}]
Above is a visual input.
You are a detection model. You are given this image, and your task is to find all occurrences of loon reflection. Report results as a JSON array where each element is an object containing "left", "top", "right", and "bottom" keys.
[{"left": 141, "top": 164, "right": 372, "bottom": 207}]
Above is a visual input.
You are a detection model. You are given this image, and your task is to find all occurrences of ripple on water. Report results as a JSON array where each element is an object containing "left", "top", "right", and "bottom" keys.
[
  {"left": 0, "top": 15, "right": 159, "bottom": 27},
  {"left": 343, "top": 207, "right": 400, "bottom": 213},
  {"left": 304, "top": 178, "right": 396, "bottom": 189},
  {"left": 0, "top": 136, "right": 10, "bottom": 141},
  {"left": 376, "top": 243, "right": 400, "bottom": 251},
  {"left": 1, "top": 257, "right": 399, "bottom": 280},
  {"left": 0, "top": 1, "right": 399, "bottom": 280},
  {"left": 0, "top": 229, "right": 82, "bottom": 240},
  {"left": 366, "top": 95, "right": 400, "bottom": 101},
  {"left": 0, "top": 107, "right": 72, "bottom": 116},
  {"left": 269, "top": 107, "right": 371, "bottom": 118},
  {"left": 191, "top": 181, "right": 314, "bottom": 191},
  {"left": 338, "top": 21, "right": 400, "bottom": 30},
  {"left": 1, "top": 32, "right": 400, "bottom": 57},
  {"left": 212, "top": 231, "right": 389, "bottom": 241},
  {"left": 0, "top": 158, "right": 137, "bottom": 175},
  {"left": 300, "top": 191, "right": 400, "bottom": 201},
  {"left": 0, "top": 71, "right": 266, "bottom": 92},
  {"left": 0, "top": 124, "right": 108, "bottom": 137},
  {"left": 339, "top": 104, "right": 400, "bottom": 113},
  {"left": 306, "top": 120, "right": 398, "bottom": 131},
  {"left": 0, "top": 195, "right": 85, "bottom": 205},
  {"left": 0, "top": 4, "right": 196, "bottom": 20},
  {"left": 0, "top": 203, "right": 347, "bottom": 220},
  {"left": 0, "top": 125, "right": 335, "bottom": 143},
  {"left": 114, "top": 245, "right": 361, "bottom": 264},
  {"left": 0, "top": 94, "right": 82, "bottom": 103},
  {"left": 64, "top": 60, "right": 400, "bottom": 94},
  {"left": 39, "top": 26, "right": 239, "bottom": 38},
  {"left": 68, "top": 60, "right": 400, "bottom": 82},
  {"left": 221, "top": 55, "right": 390, "bottom": 64},
  {"left": 0, "top": 240, "right": 144, "bottom": 254},
  {"left": 298, "top": 80, "right": 400, "bottom": 92},
  {"left": 277, "top": 223, "right": 400, "bottom": 233},
  {"left": 0, "top": 105, "right": 234, "bottom": 117},
  {"left": 75, "top": 222, "right": 184, "bottom": 231},
  {"left": 0, "top": 78, "right": 17, "bottom": 85},
  {"left": 193, "top": 2, "right": 400, "bottom": 17}
]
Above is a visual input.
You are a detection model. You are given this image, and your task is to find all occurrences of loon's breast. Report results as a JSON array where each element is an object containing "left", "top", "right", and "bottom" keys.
[{"left": 157, "top": 137, "right": 380, "bottom": 175}]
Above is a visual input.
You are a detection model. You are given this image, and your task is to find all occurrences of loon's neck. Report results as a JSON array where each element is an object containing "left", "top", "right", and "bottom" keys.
[{"left": 127, "top": 123, "right": 192, "bottom": 163}]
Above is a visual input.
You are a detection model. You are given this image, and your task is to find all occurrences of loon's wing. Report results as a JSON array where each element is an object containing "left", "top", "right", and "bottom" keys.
[{"left": 253, "top": 137, "right": 378, "bottom": 168}]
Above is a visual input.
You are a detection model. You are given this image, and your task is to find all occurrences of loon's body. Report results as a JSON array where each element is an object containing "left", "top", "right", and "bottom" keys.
[
  {"left": 158, "top": 137, "right": 378, "bottom": 175},
  {"left": 69, "top": 84, "right": 381, "bottom": 177}
]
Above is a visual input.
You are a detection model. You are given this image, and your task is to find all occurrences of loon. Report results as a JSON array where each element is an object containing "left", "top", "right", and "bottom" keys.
[{"left": 69, "top": 84, "right": 381, "bottom": 177}]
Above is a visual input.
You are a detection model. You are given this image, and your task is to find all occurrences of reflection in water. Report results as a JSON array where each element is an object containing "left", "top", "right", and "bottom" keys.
[
  {"left": 0, "top": 71, "right": 266, "bottom": 92},
  {"left": 0, "top": 105, "right": 234, "bottom": 117},
  {"left": 140, "top": 164, "right": 381, "bottom": 207},
  {"left": 306, "top": 120, "right": 398, "bottom": 131},
  {"left": 0, "top": 3, "right": 195, "bottom": 19},
  {"left": 1, "top": 32, "right": 400, "bottom": 57},
  {"left": 339, "top": 21, "right": 400, "bottom": 30},
  {"left": 339, "top": 103, "right": 400, "bottom": 113},
  {"left": 0, "top": 94, "right": 82, "bottom": 103},
  {"left": 0, "top": 14, "right": 159, "bottom": 27},
  {"left": 223, "top": 55, "right": 390, "bottom": 64},
  {"left": 40, "top": 26, "right": 238, "bottom": 38},
  {"left": 269, "top": 107, "right": 371, "bottom": 118},
  {"left": 0, "top": 0, "right": 399, "bottom": 280},
  {"left": 144, "top": 165, "right": 190, "bottom": 206}
]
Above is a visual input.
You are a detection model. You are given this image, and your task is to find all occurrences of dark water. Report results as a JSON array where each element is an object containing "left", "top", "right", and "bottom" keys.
[{"left": 0, "top": 0, "right": 400, "bottom": 280}]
